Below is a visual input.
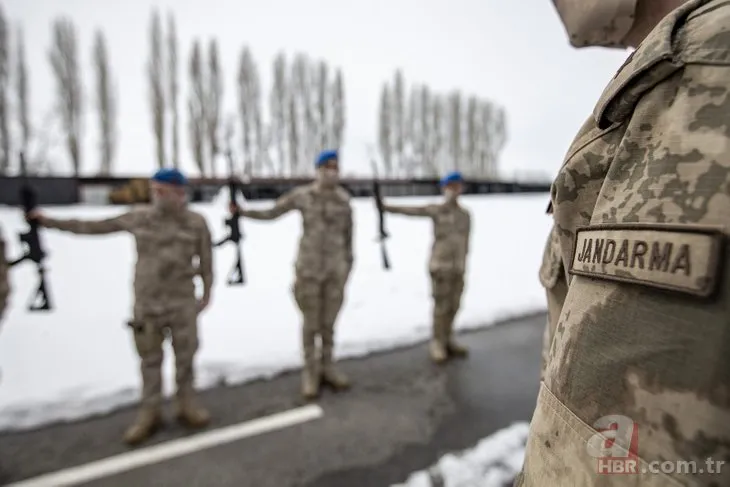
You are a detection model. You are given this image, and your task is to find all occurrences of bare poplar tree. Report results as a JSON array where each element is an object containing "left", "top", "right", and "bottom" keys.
[
  {"left": 148, "top": 10, "right": 165, "bottom": 168},
  {"left": 167, "top": 13, "right": 180, "bottom": 168},
  {"left": 378, "top": 83, "right": 392, "bottom": 177},
  {"left": 287, "top": 92, "right": 298, "bottom": 176},
  {"left": 289, "top": 54, "right": 308, "bottom": 174},
  {"left": 448, "top": 91, "right": 462, "bottom": 171},
  {"left": 465, "top": 96, "right": 478, "bottom": 177},
  {"left": 302, "top": 57, "right": 317, "bottom": 169},
  {"left": 331, "top": 68, "right": 345, "bottom": 150},
  {"left": 249, "top": 55, "right": 265, "bottom": 175},
  {"left": 420, "top": 87, "right": 433, "bottom": 176},
  {"left": 270, "top": 53, "right": 287, "bottom": 175},
  {"left": 0, "top": 6, "right": 9, "bottom": 173},
  {"left": 404, "top": 85, "right": 421, "bottom": 176},
  {"left": 188, "top": 40, "right": 206, "bottom": 175},
  {"left": 477, "top": 102, "right": 493, "bottom": 176},
  {"left": 16, "top": 25, "right": 29, "bottom": 159},
  {"left": 206, "top": 39, "right": 222, "bottom": 176},
  {"left": 316, "top": 61, "right": 328, "bottom": 149},
  {"left": 431, "top": 95, "right": 446, "bottom": 175},
  {"left": 488, "top": 106, "right": 507, "bottom": 177},
  {"left": 49, "top": 17, "right": 83, "bottom": 175},
  {"left": 391, "top": 69, "right": 405, "bottom": 174},
  {"left": 93, "top": 30, "right": 116, "bottom": 175},
  {"left": 237, "top": 47, "right": 253, "bottom": 175}
]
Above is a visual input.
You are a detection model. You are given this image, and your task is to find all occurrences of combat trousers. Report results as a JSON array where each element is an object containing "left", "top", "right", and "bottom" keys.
[
  {"left": 540, "top": 270, "right": 568, "bottom": 380},
  {"left": 430, "top": 271, "right": 465, "bottom": 346},
  {"left": 129, "top": 303, "right": 200, "bottom": 410},
  {"left": 293, "top": 274, "right": 348, "bottom": 372}
]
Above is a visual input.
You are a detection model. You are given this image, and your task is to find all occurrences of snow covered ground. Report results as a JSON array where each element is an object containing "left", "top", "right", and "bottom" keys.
[
  {"left": 0, "top": 192, "right": 550, "bottom": 432},
  {"left": 392, "top": 422, "right": 530, "bottom": 487}
]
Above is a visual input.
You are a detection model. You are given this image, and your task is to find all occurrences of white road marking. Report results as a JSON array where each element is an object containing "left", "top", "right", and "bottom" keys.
[{"left": 7, "top": 404, "right": 324, "bottom": 487}]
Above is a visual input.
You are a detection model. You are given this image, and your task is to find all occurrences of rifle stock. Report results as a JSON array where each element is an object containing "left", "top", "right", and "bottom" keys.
[
  {"left": 214, "top": 151, "right": 246, "bottom": 286},
  {"left": 370, "top": 159, "right": 391, "bottom": 270},
  {"left": 9, "top": 153, "right": 52, "bottom": 311}
]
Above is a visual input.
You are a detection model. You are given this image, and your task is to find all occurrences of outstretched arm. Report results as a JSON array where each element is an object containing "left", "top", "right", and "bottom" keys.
[
  {"left": 383, "top": 203, "right": 437, "bottom": 217},
  {"left": 39, "top": 210, "right": 140, "bottom": 235},
  {"left": 240, "top": 189, "right": 299, "bottom": 221}
]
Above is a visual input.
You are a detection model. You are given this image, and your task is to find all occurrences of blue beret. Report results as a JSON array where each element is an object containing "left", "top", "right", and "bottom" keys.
[
  {"left": 315, "top": 149, "right": 338, "bottom": 167},
  {"left": 440, "top": 171, "right": 464, "bottom": 186},
  {"left": 151, "top": 168, "right": 188, "bottom": 186}
]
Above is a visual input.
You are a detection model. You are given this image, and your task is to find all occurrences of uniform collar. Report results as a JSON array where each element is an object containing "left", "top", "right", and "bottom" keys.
[{"left": 593, "top": 0, "right": 707, "bottom": 127}]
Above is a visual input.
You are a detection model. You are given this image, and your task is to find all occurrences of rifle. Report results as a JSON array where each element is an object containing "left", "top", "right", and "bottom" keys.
[
  {"left": 370, "top": 159, "right": 391, "bottom": 270},
  {"left": 9, "top": 152, "right": 52, "bottom": 311},
  {"left": 213, "top": 147, "right": 245, "bottom": 285}
]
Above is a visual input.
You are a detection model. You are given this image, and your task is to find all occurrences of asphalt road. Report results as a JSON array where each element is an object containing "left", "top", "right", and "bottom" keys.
[{"left": 0, "top": 312, "right": 545, "bottom": 487}]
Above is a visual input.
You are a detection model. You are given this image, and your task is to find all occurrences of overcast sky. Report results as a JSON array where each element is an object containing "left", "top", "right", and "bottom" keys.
[{"left": 5, "top": 0, "right": 630, "bottom": 179}]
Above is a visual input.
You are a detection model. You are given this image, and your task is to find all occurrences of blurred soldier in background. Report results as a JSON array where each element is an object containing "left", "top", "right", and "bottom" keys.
[
  {"left": 230, "top": 149, "right": 354, "bottom": 400},
  {"left": 517, "top": 0, "right": 730, "bottom": 485},
  {"left": 382, "top": 171, "right": 471, "bottom": 364},
  {"left": 27, "top": 168, "right": 214, "bottom": 446}
]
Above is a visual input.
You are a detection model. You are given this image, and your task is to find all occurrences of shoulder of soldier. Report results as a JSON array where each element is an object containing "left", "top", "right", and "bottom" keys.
[
  {"left": 124, "top": 205, "right": 153, "bottom": 224},
  {"left": 334, "top": 186, "right": 351, "bottom": 202},
  {"left": 675, "top": 0, "right": 730, "bottom": 62},
  {"left": 184, "top": 208, "right": 209, "bottom": 228}
]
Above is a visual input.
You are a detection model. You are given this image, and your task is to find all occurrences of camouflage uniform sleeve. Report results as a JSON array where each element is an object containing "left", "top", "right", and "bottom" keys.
[
  {"left": 464, "top": 210, "right": 472, "bottom": 255},
  {"left": 41, "top": 210, "right": 141, "bottom": 235},
  {"left": 242, "top": 188, "right": 300, "bottom": 220},
  {"left": 0, "top": 227, "right": 9, "bottom": 320},
  {"left": 196, "top": 214, "right": 214, "bottom": 300},
  {"left": 383, "top": 203, "right": 437, "bottom": 217},
  {"left": 345, "top": 199, "right": 354, "bottom": 265}
]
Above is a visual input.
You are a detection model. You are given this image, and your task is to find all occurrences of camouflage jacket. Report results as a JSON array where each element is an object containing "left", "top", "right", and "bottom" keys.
[
  {"left": 518, "top": 1, "right": 730, "bottom": 486},
  {"left": 0, "top": 225, "right": 10, "bottom": 320},
  {"left": 539, "top": 222, "right": 568, "bottom": 381},
  {"left": 384, "top": 200, "right": 471, "bottom": 275},
  {"left": 538, "top": 222, "right": 564, "bottom": 290},
  {"left": 41, "top": 206, "right": 213, "bottom": 315},
  {"left": 242, "top": 182, "right": 353, "bottom": 280}
]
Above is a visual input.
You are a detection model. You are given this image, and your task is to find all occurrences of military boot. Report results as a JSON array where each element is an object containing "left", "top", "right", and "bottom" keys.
[
  {"left": 445, "top": 317, "right": 468, "bottom": 358},
  {"left": 430, "top": 315, "right": 449, "bottom": 364},
  {"left": 301, "top": 360, "right": 320, "bottom": 400},
  {"left": 123, "top": 406, "right": 162, "bottom": 445},
  {"left": 429, "top": 339, "right": 448, "bottom": 364},
  {"left": 174, "top": 394, "right": 211, "bottom": 429},
  {"left": 447, "top": 340, "right": 469, "bottom": 358},
  {"left": 321, "top": 351, "right": 350, "bottom": 391}
]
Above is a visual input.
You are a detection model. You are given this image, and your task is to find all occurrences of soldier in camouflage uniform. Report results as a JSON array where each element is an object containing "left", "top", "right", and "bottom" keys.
[
  {"left": 27, "top": 168, "right": 214, "bottom": 445},
  {"left": 538, "top": 216, "right": 568, "bottom": 380},
  {"left": 517, "top": 1, "right": 730, "bottom": 485},
  {"left": 383, "top": 171, "right": 471, "bottom": 364},
  {"left": 0, "top": 226, "right": 9, "bottom": 323},
  {"left": 230, "top": 149, "right": 353, "bottom": 400}
]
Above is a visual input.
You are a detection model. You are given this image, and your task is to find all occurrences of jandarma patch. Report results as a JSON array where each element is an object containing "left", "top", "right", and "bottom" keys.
[{"left": 569, "top": 224, "right": 725, "bottom": 297}]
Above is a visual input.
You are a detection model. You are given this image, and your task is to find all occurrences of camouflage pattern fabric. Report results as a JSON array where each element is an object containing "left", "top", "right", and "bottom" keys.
[
  {"left": 385, "top": 200, "right": 471, "bottom": 349},
  {"left": 517, "top": 1, "right": 730, "bottom": 485},
  {"left": 242, "top": 181, "right": 353, "bottom": 383},
  {"left": 0, "top": 226, "right": 9, "bottom": 322},
  {"left": 538, "top": 224, "right": 568, "bottom": 380},
  {"left": 383, "top": 200, "right": 471, "bottom": 275},
  {"left": 41, "top": 206, "right": 213, "bottom": 410}
]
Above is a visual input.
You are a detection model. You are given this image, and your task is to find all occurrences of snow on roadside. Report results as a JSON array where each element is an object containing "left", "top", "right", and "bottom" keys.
[{"left": 392, "top": 422, "right": 529, "bottom": 487}]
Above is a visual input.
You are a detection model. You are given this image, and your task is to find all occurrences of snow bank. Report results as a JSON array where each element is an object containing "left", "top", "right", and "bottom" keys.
[
  {"left": 0, "top": 193, "right": 550, "bottom": 431},
  {"left": 392, "top": 422, "right": 529, "bottom": 487}
]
